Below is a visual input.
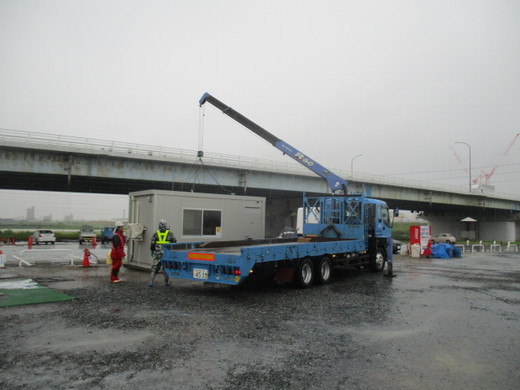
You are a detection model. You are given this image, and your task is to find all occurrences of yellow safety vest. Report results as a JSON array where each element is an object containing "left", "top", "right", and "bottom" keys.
[{"left": 156, "top": 230, "right": 172, "bottom": 244}]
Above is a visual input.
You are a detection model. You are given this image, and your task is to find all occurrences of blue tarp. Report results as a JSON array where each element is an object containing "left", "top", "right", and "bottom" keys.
[{"left": 431, "top": 243, "right": 461, "bottom": 258}]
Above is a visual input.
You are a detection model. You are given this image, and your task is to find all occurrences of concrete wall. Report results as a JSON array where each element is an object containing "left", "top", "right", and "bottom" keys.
[{"left": 479, "top": 222, "right": 516, "bottom": 242}]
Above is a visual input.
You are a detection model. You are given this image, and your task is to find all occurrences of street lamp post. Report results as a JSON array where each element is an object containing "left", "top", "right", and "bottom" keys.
[
  {"left": 351, "top": 154, "right": 362, "bottom": 176},
  {"left": 455, "top": 141, "right": 472, "bottom": 192}
]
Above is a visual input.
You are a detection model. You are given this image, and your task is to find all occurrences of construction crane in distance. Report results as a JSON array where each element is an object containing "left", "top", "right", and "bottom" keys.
[{"left": 472, "top": 133, "right": 519, "bottom": 186}]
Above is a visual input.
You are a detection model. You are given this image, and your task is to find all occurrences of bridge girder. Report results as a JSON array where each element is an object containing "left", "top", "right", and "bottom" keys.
[{"left": 1, "top": 143, "right": 519, "bottom": 222}]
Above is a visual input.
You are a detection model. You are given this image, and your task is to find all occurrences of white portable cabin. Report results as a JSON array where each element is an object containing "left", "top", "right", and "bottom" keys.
[{"left": 126, "top": 190, "right": 266, "bottom": 269}]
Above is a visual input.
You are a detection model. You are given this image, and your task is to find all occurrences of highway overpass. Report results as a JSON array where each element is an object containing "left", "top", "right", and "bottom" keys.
[{"left": 1, "top": 129, "right": 519, "bottom": 240}]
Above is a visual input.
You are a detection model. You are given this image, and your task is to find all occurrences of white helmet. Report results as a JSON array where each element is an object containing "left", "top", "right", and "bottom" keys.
[
  {"left": 158, "top": 219, "right": 169, "bottom": 230},
  {"left": 115, "top": 221, "right": 124, "bottom": 228}
]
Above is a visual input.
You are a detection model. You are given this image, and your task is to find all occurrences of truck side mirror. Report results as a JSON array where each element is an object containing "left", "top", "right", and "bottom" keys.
[{"left": 390, "top": 208, "right": 399, "bottom": 228}]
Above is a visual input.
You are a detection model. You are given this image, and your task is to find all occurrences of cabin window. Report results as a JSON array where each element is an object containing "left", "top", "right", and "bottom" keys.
[{"left": 183, "top": 209, "right": 222, "bottom": 236}]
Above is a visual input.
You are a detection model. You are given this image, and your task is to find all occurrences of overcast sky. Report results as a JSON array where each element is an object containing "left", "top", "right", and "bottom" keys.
[{"left": 1, "top": 0, "right": 519, "bottom": 220}]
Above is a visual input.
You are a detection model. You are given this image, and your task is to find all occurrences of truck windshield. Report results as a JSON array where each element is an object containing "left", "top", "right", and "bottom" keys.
[{"left": 381, "top": 206, "right": 390, "bottom": 227}]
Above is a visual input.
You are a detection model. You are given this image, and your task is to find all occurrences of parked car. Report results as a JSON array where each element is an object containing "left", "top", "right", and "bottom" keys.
[
  {"left": 392, "top": 239, "right": 402, "bottom": 254},
  {"left": 32, "top": 229, "right": 56, "bottom": 245},
  {"left": 431, "top": 233, "right": 456, "bottom": 244}
]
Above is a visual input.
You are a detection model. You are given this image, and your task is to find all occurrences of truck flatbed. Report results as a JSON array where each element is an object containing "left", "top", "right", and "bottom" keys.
[{"left": 162, "top": 237, "right": 370, "bottom": 286}]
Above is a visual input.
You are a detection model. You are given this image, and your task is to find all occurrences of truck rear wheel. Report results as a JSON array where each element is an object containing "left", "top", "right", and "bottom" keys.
[
  {"left": 315, "top": 256, "right": 332, "bottom": 285},
  {"left": 295, "top": 257, "right": 314, "bottom": 288},
  {"left": 370, "top": 249, "right": 386, "bottom": 272}
]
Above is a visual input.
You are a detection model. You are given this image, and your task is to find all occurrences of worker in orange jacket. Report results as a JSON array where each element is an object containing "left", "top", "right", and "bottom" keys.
[{"left": 110, "top": 221, "right": 126, "bottom": 283}]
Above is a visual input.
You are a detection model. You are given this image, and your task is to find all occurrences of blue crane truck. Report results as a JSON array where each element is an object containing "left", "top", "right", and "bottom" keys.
[
  {"left": 161, "top": 93, "right": 395, "bottom": 288},
  {"left": 100, "top": 226, "right": 115, "bottom": 244}
]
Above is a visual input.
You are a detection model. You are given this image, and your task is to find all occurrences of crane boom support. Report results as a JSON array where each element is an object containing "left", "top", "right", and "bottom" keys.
[{"left": 199, "top": 93, "right": 348, "bottom": 194}]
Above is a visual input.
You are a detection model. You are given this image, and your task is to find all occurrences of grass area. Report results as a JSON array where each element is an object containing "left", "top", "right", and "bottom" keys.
[
  {"left": 392, "top": 222, "right": 427, "bottom": 241},
  {"left": 0, "top": 221, "right": 113, "bottom": 241},
  {"left": 0, "top": 221, "right": 109, "bottom": 230}
]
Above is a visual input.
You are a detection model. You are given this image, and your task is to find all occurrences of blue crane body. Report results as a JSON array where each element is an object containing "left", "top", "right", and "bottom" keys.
[{"left": 162, "top": 93, "right": 394, "bottom": 287}]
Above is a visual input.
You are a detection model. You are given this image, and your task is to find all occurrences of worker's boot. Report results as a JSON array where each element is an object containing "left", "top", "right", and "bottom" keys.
[
  {"left": 148, "top": 270, "right": 157, "bottom": 287},
  {"left": 384, "top": 263, "right": 396, "bottom": 277}
]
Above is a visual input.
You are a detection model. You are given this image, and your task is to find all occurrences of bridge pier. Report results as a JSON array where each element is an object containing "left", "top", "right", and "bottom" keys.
[{"left": 425, "top": 213, "right": 519, "bottom": 242}]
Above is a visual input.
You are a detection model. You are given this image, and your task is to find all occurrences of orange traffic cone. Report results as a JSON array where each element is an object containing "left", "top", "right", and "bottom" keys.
[
  {"left": 82, "top": 248, "right": 90, "bottom": 267},
  {"left": 92, "top": 236, "right": 97, "bottom": 247},
  {"left": 27, "top": 235, "right": 33, "bottom": 249},
  {"left": 0, "top": 249, "right": 5, "bottom": 268}
]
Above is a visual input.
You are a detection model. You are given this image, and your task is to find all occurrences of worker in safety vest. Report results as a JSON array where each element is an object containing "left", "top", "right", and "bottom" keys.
[
  {"left": 384, "top": 238, "right": 396, "bottom": 277},
  {"left": 148, "top": 219, "right": 176, "bottom": 287}
]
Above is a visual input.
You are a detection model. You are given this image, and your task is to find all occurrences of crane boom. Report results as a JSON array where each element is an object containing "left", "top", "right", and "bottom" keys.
[{"left": 199, "top": 93, "right": 348, "bottom": 194}]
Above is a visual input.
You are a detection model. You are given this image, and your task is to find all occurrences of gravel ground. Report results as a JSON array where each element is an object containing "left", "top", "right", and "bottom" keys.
[{"left": 1, "top": 249, "right": 519, "bottom": 390}]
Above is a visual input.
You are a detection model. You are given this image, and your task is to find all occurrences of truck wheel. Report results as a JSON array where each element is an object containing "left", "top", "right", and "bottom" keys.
[
  {"left": 295, "top": 257, "right": 314, "bottom": 288},
  {"left": 370, "top": 249, "right": 386, "bottom": 272},
  {"left": 315, "top": 256, "right": 332, "bottom": 285}
]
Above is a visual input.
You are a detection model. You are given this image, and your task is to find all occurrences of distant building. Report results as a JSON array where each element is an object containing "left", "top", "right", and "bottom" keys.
[
  {"left": 27, "top": 206, "right": 35, "bottom": 221},
  {"left": 64, "top": 213, "right": 74, "bottom": 222}
]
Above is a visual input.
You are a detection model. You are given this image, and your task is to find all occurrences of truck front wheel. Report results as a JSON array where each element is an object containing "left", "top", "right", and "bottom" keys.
[
  {"left": 295, "top": 257, "right": 314, "bottom": 288},
  {"left": 370, "top": 249, "right": 386, "bottom": 272},
  {"left": 315, "top": 256, "right": 332, "bottom": 285}
]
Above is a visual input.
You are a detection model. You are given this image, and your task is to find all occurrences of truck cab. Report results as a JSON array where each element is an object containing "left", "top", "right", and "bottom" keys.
[
  {"left": 100, "top": 226, "right": 115, "bottom": 244},
  {"left": 79, "top": 225, "right": 96, "bottom": 245}
]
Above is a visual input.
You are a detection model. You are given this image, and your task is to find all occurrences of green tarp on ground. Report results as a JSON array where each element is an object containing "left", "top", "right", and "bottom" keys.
[{"left": 0, "top": 279, "right": 76, "bottom": 307}]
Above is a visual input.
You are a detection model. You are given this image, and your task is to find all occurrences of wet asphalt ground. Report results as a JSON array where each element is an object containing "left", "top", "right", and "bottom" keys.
[{"left": 0, "top": 243, "right": 519, "bottom": 390}]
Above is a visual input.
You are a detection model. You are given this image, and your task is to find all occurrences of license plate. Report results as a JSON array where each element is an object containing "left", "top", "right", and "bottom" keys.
[{"left": 193, "top": 268, "right": 208, "bottom": 280}]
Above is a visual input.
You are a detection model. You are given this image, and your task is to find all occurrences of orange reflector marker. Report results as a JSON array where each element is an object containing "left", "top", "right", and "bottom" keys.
[{"left": 187, "top": 252, "right": 215, "bottom": 261}]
